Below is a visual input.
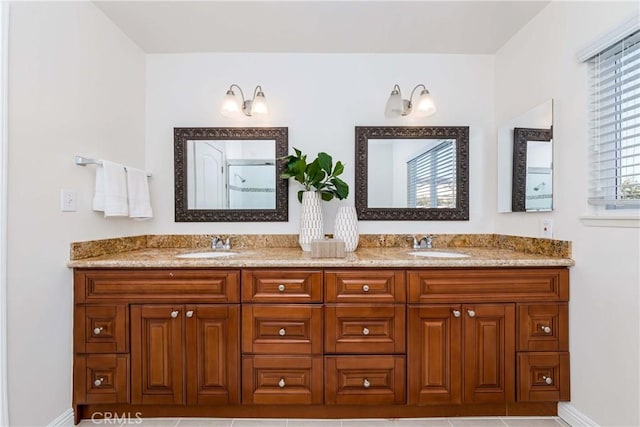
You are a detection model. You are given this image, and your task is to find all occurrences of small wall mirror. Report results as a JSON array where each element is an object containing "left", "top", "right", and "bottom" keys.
[
  {"left": 497, "top": 100, "right": 554, "bottom": 212},
  {"left": 174, "top": 127, "right": 288, "bottom": 221},
  {"left": 355, "top": 126, "right": 469, "bottom": 220}
]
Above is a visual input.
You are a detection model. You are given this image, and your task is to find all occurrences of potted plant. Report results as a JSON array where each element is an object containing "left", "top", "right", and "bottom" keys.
[
  {"left": 281, "top": 148, "right": 350, "bottom": 251},
  {"left": 280, "top": 148, "right": 349, "bottom": 202}
]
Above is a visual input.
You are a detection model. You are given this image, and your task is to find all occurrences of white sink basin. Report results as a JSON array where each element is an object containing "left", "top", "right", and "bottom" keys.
[
  {"left": 407, "top": 251, "right": 470, "bottom": 258},
  {"left": 175, "top": 251, "right": 238, "bottom": 259}
]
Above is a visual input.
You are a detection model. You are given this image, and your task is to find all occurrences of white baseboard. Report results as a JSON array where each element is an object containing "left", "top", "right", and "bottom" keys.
[
  {"left": 558, "top": 402, "right": 600, "bottom": 427},
  {"left": 47, "top": 408, "right": 74, "bottom": 427}
]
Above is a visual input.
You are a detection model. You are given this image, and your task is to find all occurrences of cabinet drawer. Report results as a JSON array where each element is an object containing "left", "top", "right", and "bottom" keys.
[
  {"left": 242, "top": 270, "right": 323, "bottom": 303},
  {"left": 74, "top": 355, "right": 129, "bottom": 404},
  {"left": 75, "top": 304, "right": 128, "bottom": 353},
  {"left": 75, "top": 269, "right": 240, "bottom": 303},
  {"left": 325, "top": 356, "right": 405, "bottom": 405},
  {"left": 517, "top": 352, "right": 570, "bottom": 402},
  {"left": 242, "top": 356, "right": 323, "bottom": 404},
  {"left": 242, "top": 305, "right": 323, "bottom": 354},
  {"left": 408, "top": 268, "right": 569, "bottom": 303},
  {"left": 325, "top": 305, "right": 405, "bottom": 354},
  {"left": 518, "top": 303, "right": 568, "bottom": 351},
  {"left": 325, "top": 270, "right": 405, "bottom": 303}
]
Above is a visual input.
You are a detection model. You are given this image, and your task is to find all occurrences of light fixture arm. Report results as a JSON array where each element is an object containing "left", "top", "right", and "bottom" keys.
[
  {"left": 407, "top": 84, "right": 427, "bottom": 108},
  {"left": 252, "top": 85, "right": 264, "bottom": 100},
  {"left": 228, "top": 84, "right": 246, "bottom": 104}
]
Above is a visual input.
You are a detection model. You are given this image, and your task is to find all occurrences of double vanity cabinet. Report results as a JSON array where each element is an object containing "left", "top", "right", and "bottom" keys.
[{"left": 72, "top": 262, "right": 570, "bottom": 423}]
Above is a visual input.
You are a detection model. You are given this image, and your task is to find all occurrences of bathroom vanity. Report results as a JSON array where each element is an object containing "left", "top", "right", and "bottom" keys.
[{"left": 69, "top": 240, "right": 572, "bottom": 423}]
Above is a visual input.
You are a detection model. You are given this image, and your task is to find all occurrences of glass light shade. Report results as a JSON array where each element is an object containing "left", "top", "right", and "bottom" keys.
[
  {"left": 250, "top": 91, "right": 268, "bottom": 115},
  {"left": 413, "top": 90, "right": 436, "bottom": 117},
  {"left": 220, "top": 90, "right": 241, "bottom": 117},
  {"left": 384, "top": 91, "right": 405, "bottom": 118}
]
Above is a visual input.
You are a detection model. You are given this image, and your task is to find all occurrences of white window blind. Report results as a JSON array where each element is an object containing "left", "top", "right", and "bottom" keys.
[
  {"left": 407, "top": 140, "right": 456, "bottom": 208},
  {"left": 587, "top": 29, "right": 640, "bottom": 208}
]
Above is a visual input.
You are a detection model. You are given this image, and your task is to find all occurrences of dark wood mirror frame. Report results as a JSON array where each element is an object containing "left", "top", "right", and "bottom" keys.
[
  {"left": 355, "top": 126, "right": 469, "bottom": 221},
  {"left": 511, "top": 127, "right": 553, "bottom": 212},
  {"left": 174, "top": 127, "right": 288, "bottom": 222}
]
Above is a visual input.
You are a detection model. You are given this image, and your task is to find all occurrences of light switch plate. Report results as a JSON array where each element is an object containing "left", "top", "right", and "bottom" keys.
[
  {"left": 61, "top": 189, "right": 77, "bottom": 212},
  {"left": 540, "top": 218, "right": 553, "bottom": 238}
]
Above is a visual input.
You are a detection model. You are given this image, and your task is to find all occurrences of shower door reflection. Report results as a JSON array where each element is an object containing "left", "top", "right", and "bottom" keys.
[{"left": 227, "top": 160, "right": 276, "bottom": 209}]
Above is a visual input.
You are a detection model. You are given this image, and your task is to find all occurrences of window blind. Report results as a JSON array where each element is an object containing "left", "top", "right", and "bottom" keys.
[
  {"left": 407, "top": 141, "right": 456, "bottom": 208},
  {"left": 587, "top": 29, "right": 640, "bottom": 208}
]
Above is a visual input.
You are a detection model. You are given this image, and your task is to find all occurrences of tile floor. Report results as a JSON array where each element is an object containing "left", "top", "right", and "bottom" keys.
[{"left": 77, "top": 417, "right": 570, "bottom": 427}]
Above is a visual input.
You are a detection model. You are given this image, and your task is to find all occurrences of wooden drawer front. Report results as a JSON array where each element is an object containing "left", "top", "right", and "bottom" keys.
[
  {"left": 325, "top": 356, "right": 405, "bottom": 405},
  {"left": 325, "top": 270, "right": 405, "bottom": 303},
  {"left": 518, "top": 303, "right": 568, "bottom": 351},
  {"left": 242, "top": 305, "right": 323, "bottom": 354},
  {"left": 75, "top": 305, "right": 127, "bottom": 353},
  {"left": 242, "top": 356, "right": 323, "bottom": 404},
  {"left": 74, "top": 355, "right": 129, "bottom": 404},
  {"left": 242, "top": 270, "right": 322, "bottom": 303},
  {"left": 408, "top": 268, "right": 569, "bottom": 303},
  {"left": 517, "top": 352, "right": 570, "bottom": 402},
  {"left": 325, "top": 305, "right": 406, "bottom": 354},
  {"left": 75, "top": 269, "right": 240, "bottom": 303}
]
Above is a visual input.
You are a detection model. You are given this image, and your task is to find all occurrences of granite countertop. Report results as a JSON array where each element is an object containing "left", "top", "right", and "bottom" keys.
[{"left": 67, "top": 246, "right": 575, "bottom": 269}]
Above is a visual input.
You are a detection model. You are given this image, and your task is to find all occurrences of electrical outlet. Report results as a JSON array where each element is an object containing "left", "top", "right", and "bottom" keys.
[
  {"left": 61, "top": 189, "right": 77, "bottom": 212},
  {"left": 540, "top": 218, "right": 553, "bottom": 238}
]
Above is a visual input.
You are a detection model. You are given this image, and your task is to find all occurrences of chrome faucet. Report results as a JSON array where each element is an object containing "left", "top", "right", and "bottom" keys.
[
  {"left": 211, "top": 236, "right": 231, "bottom": 250},
  {"left": 412, "top": 235, "right": 435, "bottom": 249}
]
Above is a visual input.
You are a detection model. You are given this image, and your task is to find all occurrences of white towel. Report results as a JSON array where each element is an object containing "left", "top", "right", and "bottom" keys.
[
  {"left": 93, "top": 160, "right": 128, "bottom": 217},
  {"left": 126, "top": 167, "right": 153, "bottom": 219}
]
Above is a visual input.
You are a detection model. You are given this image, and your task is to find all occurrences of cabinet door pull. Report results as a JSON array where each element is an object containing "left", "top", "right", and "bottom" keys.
[
  {"left": 279, "top": 328, "right": 286, "bottom": 336},
  {"left": 452, "top": 310, "right": 461, "bottom": 318},
  {"left": 93, "top": 327, "right": 103, "bottom": 335},
  {"left": 542, "top": 376, "right": 553, "bottom": 385},
  {"left": 362, "top": 327, "right": 370, "bottom": 336},
  {"left": 278, "top": 284, "right": 286, "bottom": 292},
  {"left": 186, "top": 310, "right": 194, "bottom": 318},
  {"left": 541, "top": 325, "right": 551, "bottom": 334},
  {"left": 362, "top": 284, "right": 370, "bottom": 292},
  {"left": 94, "top": 377, "right": 104, "bottom": 387},
  {"left": 467, "top": 310, "right": 476, "bottom": 318},
  {"left": 363, "top": 379, "right": 370, "bottom": 388},
  {"left": 171, "top": 310, "right": 179, "bottom": 318},
  {"left": 278, "top": 378, "right": 285, "bottom": 388}
]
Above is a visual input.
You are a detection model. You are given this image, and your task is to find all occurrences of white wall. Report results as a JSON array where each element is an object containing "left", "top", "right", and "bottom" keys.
[
  {"left": 145, "top": 53, "right": 495, "bottom": 235},
  {"left": 8, "top": 3, "right": 147, "bottom": 425},
  {"left": 494, "top": 2, "right": 640, "bottom": 426}
]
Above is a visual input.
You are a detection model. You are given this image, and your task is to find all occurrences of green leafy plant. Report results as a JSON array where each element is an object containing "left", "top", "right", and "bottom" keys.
[{"left": 280, "top": 147, "right": 349, "bottom": 203}]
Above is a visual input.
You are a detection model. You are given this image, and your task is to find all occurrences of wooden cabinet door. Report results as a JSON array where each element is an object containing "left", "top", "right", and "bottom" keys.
[
  {"left": 407, "top": 305, "right": 462, "bottom": 405},
  {"left": 463, "top": 304, "right": 515, "bottom": 404},
  {"left": 131, "top": 305, "right": 184, "bottom": 405},
  {"left": 185, "top": 305, "right": 240, "bottom": 405}
]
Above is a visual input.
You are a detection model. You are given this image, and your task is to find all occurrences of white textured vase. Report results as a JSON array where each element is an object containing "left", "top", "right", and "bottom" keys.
[
  {"left": 334, "top": 206, "right": 359, "bottom": 252},
  {"left": 299, "top": 191, "right": 324, "bottom": 252}
]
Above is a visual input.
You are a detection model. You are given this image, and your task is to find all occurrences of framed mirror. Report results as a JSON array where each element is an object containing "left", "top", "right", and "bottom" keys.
[
  {"left": 355, "top": 126, "right": 469, "bottom": 220},
  {"left": 497, "top": 99, "right": 553, "bottom": 212},
  {"left": 512, "top": 127, "right": 553, "bottom": 212},
  {"left": 174, "top": 127, "right": 288, "bottom": 222}
]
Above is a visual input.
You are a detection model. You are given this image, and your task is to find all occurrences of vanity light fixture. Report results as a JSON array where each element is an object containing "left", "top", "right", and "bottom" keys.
[
  {"left": 220, "top": 84, "right": 269, "bottom": 117},
  {"left": 384, "top": 84, "right": 436, "bottom": 118}
]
